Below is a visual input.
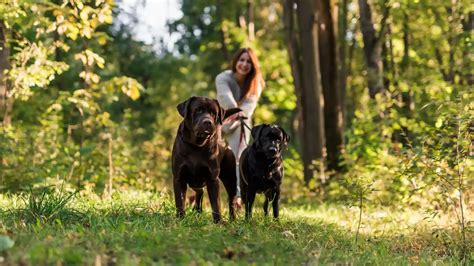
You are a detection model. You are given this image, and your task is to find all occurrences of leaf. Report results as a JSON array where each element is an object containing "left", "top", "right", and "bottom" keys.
[
  {"left": 0, "top": 235, "right": 14, "bottom": 252},
  {"left": 420, "top": 102, "right": 433, "bottom": 110},
  {"left": 120, "top": 78, "right": 143, "bottom": 101},
  {"left": 282, "top": 230, "right": 295, "bottom": 239},
  {"left": 80, "top": 145, "right": 96, "bottom": 155}
]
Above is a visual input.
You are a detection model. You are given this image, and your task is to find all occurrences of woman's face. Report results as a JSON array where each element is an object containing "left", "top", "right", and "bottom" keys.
[{"left": 235, "top": 52, "right": 252, "bottom": 76}]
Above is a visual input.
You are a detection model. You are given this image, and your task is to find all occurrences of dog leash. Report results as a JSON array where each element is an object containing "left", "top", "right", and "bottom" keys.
[
  {"left": 238, "top": 116, "right": 252, "bottom": 186},
  {"left": 238, "top": 116, "right": 252, "bottom": 144},
  {"left": 239, "top": 116, "right": 252, "bottom": 131}
]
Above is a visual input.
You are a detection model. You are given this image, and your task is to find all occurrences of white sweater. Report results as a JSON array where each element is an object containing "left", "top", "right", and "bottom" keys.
[{"left": 215, "top": 70, "right": 261, "bottom": 133}]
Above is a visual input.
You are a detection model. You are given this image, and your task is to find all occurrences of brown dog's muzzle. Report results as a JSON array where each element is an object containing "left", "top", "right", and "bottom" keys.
[{"left": 194, "top": 115, "right": 216, "bottom": 138}]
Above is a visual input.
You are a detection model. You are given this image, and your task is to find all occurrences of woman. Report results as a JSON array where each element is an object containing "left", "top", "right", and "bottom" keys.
[{"left": 215, "top": 47, "right": 265, "bottom": 208}]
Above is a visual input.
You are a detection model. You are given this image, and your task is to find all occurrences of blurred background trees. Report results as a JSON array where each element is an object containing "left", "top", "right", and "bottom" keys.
[{"left": 0, "top": 0, "right": 472, "bottom": 217}]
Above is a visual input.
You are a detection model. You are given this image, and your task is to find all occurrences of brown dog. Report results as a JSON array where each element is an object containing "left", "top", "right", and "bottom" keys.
[{"left": 171, "top": 96, "right": 241, "bottom": 223}]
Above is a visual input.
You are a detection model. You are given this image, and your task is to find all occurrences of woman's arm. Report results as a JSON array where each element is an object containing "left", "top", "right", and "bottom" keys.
[
  {"left": 216, "top": 72, "right": 238, "bottom": 109},
  {"left": 240, "top": 96, "right": 258, "bottom": 118},
  {"left": 239, "top": 82, "right": 262, "bottom": 118},
  {"left": 216, "top": 72, "right": 240, "bottom": 132}
]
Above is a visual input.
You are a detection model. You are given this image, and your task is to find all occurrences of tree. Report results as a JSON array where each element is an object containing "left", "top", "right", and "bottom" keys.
[
  {"left": 316, "top": 0, "right": 344, "bottom": 171},
  {"left": 358, "top": 0, "right": 390, "bottom": 98},
  {"left": 283, "top": 0, "right": 303, "bottom": 142},
  {"left": 337, "top": 0, "right": 349, "bottom": 124},
  {"left": 293, "top": 0, "right": 326, "bottom": 186},
  {"left": 247, "top": 0, "right": 255, "bottom": 41},
  {"left": 0, "top": 20, "right": 10, "bottom": 125},
  {"left": 284, "top": 0, "right": 346, "bottom": 186}
]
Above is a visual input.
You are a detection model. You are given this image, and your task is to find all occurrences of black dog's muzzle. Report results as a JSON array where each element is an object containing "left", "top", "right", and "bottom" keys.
[{"left": 267, "top": 147, "right": 278, "bottom": 157}]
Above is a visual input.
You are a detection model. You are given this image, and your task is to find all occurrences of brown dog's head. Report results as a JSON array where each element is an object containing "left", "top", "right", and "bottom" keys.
[
  {"left": 177, "top": 96, "right": 241, "bottom": 146},
  {"left": 251, "top": 124, "right": 290, "bottom": 159}
]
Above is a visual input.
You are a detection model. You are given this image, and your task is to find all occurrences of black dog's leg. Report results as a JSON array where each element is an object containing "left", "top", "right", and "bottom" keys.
[
  {"left": 263, "top": 196, "right": 269, "bottom": 216},
  {"left": 245, "top": 188, "right": 256, "bottom": 220},
  {"left": 174, "top": 181, "right": 187, "bottom": 218},
  {"left": 206, "top": 179, "right": 222, "bottom": 223},
  {"left": 193, "top": 188, "right": 204, "bottom": 213},
  {"left": 272, "top": 189, "right": 280, "bottom": 219}
]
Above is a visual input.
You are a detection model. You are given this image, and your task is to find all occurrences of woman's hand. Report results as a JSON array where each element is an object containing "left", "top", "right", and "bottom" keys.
[
  {"left": 233, "top": 196, "right": 243, "bottom": 210},
  {"left": 223, "top": 111, "right": 247, "bottom": 124}
]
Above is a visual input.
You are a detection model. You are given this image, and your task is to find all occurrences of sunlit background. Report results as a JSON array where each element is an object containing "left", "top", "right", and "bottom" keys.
[
  {"left": 117, "top": 0, "right": 182, "bottom": 51},
  {"left": 0, "top": 0, "right": 471, "bottom": 264}
]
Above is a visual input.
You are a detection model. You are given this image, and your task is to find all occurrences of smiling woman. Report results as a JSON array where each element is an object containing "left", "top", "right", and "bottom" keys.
[{"left": 215, "top": 47, "right": 265, "bottom": 207}]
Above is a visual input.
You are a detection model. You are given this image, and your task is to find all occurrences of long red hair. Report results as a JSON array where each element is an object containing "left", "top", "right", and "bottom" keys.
[{"left": 231, "top": 48, "right": 265, "bottom": 102}]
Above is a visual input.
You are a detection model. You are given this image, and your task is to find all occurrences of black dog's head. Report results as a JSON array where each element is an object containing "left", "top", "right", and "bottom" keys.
[
  {"left": 251, "top": 124, "right": 290, "bottom": 159},
  {"left": 177, "top": 96, "right": 241, "bottom": 146}
]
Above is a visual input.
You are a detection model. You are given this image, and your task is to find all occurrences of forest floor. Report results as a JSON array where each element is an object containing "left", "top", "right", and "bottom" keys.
[{"left": 0, "top": 189, "right": 471, "bottom": 265}]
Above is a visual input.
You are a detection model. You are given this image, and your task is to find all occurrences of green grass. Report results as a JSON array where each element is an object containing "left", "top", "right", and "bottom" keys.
[{"left": 0, "top": 190, "right": 471, "bottom": 265}]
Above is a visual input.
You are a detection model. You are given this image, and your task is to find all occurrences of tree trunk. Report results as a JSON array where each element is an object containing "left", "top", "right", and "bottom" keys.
[
  {"left": 0, "top": 20, "right": 9, "bottom": 172},
  {"left": 432, "top": 3, "right": 460, "bottom": 84},
  {"left": 0, "top": 21, "right": 11, "bottom": 125},
  {"left": 216, "top": 0, "right": 230, "bottom": 62},
  {"left": 296, "top": 0, "right": 326, "bottom": 187},
  {"left": 283, "top": 0, "right": 304, "bottom": 151},
  {"left": 401, "top": 11, "right": 414, "bottom": 143},
  {"left": 104, "top": 133, "right": 114, "bottom": 199},
  {"left": 247, "top": 0, "right": 255, "bottom": 41},
  {"left": 461, "top": 11, "right": 473, "bottom": 85},
  {"left": 316, "top": 0, "right": 344, "bottom": 172},
  {"left": 338, "top": 0, "right": 348, "bottom": 125},
  {"left": 54, "top": 31, "right": 66, "bottom": 91},
  {"left": 342, "top": 6, "right": 357, "bottom": 129},
  {"left": 358, "top": 0, "right": 388, "bottom": 98},
  {"left": 400, "top": 10, "right": 414, "bottom": 121}
]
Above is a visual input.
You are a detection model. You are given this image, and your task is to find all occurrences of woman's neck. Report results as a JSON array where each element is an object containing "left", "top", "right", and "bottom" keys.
[{"left": 234, "top": 72, "right": 246, "bottom": 88}]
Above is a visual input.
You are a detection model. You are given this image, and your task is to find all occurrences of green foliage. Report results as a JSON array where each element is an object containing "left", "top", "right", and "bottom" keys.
[
  {"left": 0, "top": 190, "right": 470, "bottom": 264},
  {"left": 325, "top": 0, "right": 473, "bottom": 211},
  {"left": 0, "top": 0, "right": 149, "bottom": 192},
  {"left": 0, "top": 235, "right": 14, "bottom": 252},
  {"left": 20, "top": 186, "right": 82, "bottom": 224},
  {"left": 0, "top": 0, "right": 472, "bottom": 260},
  {"left": 401, "top": 91, "right": 472, "bottom": 207}
]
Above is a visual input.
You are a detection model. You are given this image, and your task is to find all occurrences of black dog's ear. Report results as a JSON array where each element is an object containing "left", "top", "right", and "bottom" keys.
[
  {"left": 177, "top": 96, "right": 195, "bottom": 119},
  {"left": 278, "top": 126, "right": 290, "bottom": 146},
  {"left": 251, "top": 124, "right": 266, "bottom": 147}
]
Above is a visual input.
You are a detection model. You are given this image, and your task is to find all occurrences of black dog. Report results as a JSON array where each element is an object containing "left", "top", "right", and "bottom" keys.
[
  {"left": 239, "top": 124, "right": 290, "bottom": 219},
  {"left": 171, "top": 96, "right": 241, "bottom": 223}
]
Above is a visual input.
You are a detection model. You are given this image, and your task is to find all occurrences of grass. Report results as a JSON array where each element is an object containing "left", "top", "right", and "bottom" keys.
[{"left": 0, "top": 189, "right": 472, "bottom": 265}]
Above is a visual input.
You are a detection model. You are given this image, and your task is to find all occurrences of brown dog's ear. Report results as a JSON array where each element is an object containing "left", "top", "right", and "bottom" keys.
[
  {"left": 278, "top": 126, "right": 290, "bottom": 146},
  {"left": 177, "top": 96, "right": 195, "bottom": 119},
  {"left": 251, "top": 124, "right": 266, "bottom": 147},
  {"left": 213, "top": 99, "right": 225, "bottom": 124}
]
